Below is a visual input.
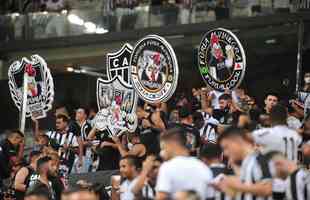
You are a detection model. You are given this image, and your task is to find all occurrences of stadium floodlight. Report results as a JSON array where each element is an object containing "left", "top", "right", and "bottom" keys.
[
  {"left": 67, "top": 14, "right": 84, "bottom": 26},
  {"left": 84, "top": 22, "right": 97, "bottom": 33},
  {"left": 66, "top": 67, "right": 74, "bottom": 72}
]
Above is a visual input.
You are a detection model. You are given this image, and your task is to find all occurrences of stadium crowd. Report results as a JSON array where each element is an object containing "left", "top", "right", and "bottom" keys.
[{"left": 0, "top": 71, "right": 310, "bottom": 200}]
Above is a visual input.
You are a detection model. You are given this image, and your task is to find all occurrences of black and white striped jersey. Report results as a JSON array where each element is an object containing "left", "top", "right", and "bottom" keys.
[
  {"left": 238, "top": 152, "right": 272, "bottom": 200},
  {"left": 45, "top": 131, "right": 79, "bottom": 160},
  {"left": 285, "top": 168, "right": 310, "bottom": 200},
  {"left": 209, "top": 163, "right": 234, "bottom": 200},
  {"left": 199, "top": 112, "right": 219, "bottom": 144},
  {"left": 80, "top": 121, "right": 92, "bottom": 142}
]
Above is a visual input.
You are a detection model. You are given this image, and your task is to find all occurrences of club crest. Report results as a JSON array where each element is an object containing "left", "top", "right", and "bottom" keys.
[
  {"left": 198, "top": 28, "right": 246, "bottom": 91},
  {"left": 95, "top": 76, "right": 138, "bottom": 136},
  {"left": 8, "top": 55, "right": 54, "bottom": 119},
  {"left": 130, "top": 35, "right": 179, "bottom": 103},
  {"left": 107, "top": 43, "right": 133, "bottom": 85}
]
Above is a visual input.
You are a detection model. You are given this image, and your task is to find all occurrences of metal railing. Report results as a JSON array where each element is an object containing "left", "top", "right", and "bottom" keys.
[{"left": 0, "top": 1, "right": 306, "bottom": 43}]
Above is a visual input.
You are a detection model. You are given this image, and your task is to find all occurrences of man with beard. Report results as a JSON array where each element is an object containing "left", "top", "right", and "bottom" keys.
[
  {"left": 27, "top": 156, "right": 56, "bottom": 200},
  {"left": 14, "top": 150, "right": 41, "bottom": 200},
  {"left": 212, "top": 93, "right": 235, "bottom": 125},
  {"left": 45, "top": 114, "right": 82, "bottom": 173}
]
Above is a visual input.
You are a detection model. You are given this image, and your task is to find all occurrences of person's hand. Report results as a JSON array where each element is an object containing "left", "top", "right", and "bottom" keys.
[
  {"left": 212, "top": 176, "right": 238, "bottom": 197},
  {"left": 142, "top": 156, "right": 155, "bottom": 175},
  {"left": 31, "top": 117, "right": 38, "bottom": 124}
]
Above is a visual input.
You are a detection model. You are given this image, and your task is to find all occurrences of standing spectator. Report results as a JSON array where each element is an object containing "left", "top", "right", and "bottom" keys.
[
  {"left": 262, "top": 92, "right": 279, "bottom": 115},
  {"left": 45, "top": 114, "right": 83, "bottom": 174},
  {"left": 73, "top": 108, "right": 92, "bottom": 173},
  {"left": 131, "top": 155, "right": 162, "bottom": 199},
  {"left": 215, "top": 127, "right": 273, "bottom": 199},
  {"left": 111, "top": 133, "right": 146, "bottom": 165},
  {"left": 177, "top": 0, "right": 192, "bottom": 24},
  {"left": 27, "top": 156, "right": 56, "bottom": 200},
  {"left": 252, "top": 104, "right": 302, "bottom": 162},
  {"left": 156, "top": 128, "right": 213, "bottom": 200},
  {"left": 14, "top": 150, "right": 41, "bottom": 200},
  {"left": 111, "top": 155, "right": 139, "bottom": 200},
  {"left": 176, "top": 107, "right": 201, "bottom": 155},
  {"left": 87, "top": 127, "right": 120, "bottom": 171},
  {"left": 0, "top": 130, "right": 24, "bottom": 188},
  {"left": 269, "top": 151, "right": 310, "bottom": 200},
  {"left": 200, "top": 143, "right": 233, "bottom": 200},
  {"left": 114, "top": 0, "right": 139, "bottom": 31},
  {"left": 212, "top": 93, "right": 235, "bottom": 125},
  {"left": 287, "top": 103, "right": 303, "bottom": 130}
]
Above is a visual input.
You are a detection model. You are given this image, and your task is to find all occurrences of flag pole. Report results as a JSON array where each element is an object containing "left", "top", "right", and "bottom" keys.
[{"left": 20, "top": 73, "right": 28, "bottom": 133}]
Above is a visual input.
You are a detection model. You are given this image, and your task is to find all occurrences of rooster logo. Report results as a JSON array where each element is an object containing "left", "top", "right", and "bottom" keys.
[
  {"left": 140, "top": 51, "right": 166, "bottom": 89},
  {"left": 208, "top": 33, "right": 234, "bottom": 81},
  {"left": 25, "top": 64, "right": 39, "bottom": 97}
]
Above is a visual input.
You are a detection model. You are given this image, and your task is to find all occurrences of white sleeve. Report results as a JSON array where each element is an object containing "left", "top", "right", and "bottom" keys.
[
  {"left": 45, "top": 131, "right": 51, "bottom": 138},
  {"left": 252, "top": 129, "right": 272, "bottom": 145},
  {"left": 71, "top": 135, "right": 79, "bottom": 147},
  {"left": 156, "top": 163, "right": 172, "bottom": 193}
]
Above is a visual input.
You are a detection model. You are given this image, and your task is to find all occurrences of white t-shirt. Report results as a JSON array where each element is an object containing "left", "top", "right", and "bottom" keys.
[
  {"left": 156, "top": 156, "right": 213, "bottom": 200},
  {"left": 252, "top": 125, "right": 302, "bottom": 162},
  {"left": 130, "top": 178, "right": 155, "bottom": 199},
  {"left": 287, "top": 116, "right": 302, "bottom": 130},
  {"left": 209, "top": 90, "right": 223, "bottom": 109},
  {"left": 120, "top": 179, "right": 135, "bottom": 200}
]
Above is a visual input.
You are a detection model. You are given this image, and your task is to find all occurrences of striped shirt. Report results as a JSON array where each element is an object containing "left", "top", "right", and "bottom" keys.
[
  {"left": 238, "top": 152, "right": 272, "bottom": 200},
  {"left": 80, "top": 121, "right": 92, "bottom": 142},
  {"left": 286, "top": 168, "right": 310, "bottom": 200},
  {"left": 45, "top": 131, "right": 79, "bottom": 160},
  {"left": 200, "top": 113, "right": 219, "bottom": 144},
  {"left": 209, "top": 163, "right": 234, "bottom": 200}
]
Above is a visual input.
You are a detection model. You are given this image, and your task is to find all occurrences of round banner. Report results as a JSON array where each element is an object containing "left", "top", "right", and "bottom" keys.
[
  {"left": 198, "top": 28, "right": 246, "bottom": 91},
  {"left": 130, "top": 35, "right": 179, "bottom": 103}
]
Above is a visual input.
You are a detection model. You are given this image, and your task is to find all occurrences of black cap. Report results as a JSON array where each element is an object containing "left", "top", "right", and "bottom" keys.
[{"left": 179, "top": 107, "right": 191, "bottom": 119}]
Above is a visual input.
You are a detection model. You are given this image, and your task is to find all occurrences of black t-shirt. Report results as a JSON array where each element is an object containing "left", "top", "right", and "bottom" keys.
[
  {"left": 48, "top": 176, "right": 64, "bottom": 200},
  {"left": 0, "top": 139, "right": 17, "bottom": 180},
  {"left": 138, "top": 126, "right": 161, "bottom": 155},
  {"left": 96, "top": 130, "right": 120, "bottom": 171},
  {"left": 175, "top": 123, "right": 201, "bottom": 153},
  {"left": 213, "top": 109, "right": 233, "bottom": 125},
  {"left": 15, "top": 166, "right": 37, "bottom": 200}
]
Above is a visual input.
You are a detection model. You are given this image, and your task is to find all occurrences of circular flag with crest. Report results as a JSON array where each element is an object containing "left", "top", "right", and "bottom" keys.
[
  {"left": 198, "top": 28, "right": 246, "bottom": 91},
  {"left": 130, "top": 35, "right": 179, "bottom": 103}
]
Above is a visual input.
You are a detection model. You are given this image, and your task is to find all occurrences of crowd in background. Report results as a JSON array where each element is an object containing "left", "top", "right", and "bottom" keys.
[
  {"left": 0, "top": 72, "right": 310, "bottom": 200},
  {"left": 0, "top": 0, "right": 301, "bottom": 41}
]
